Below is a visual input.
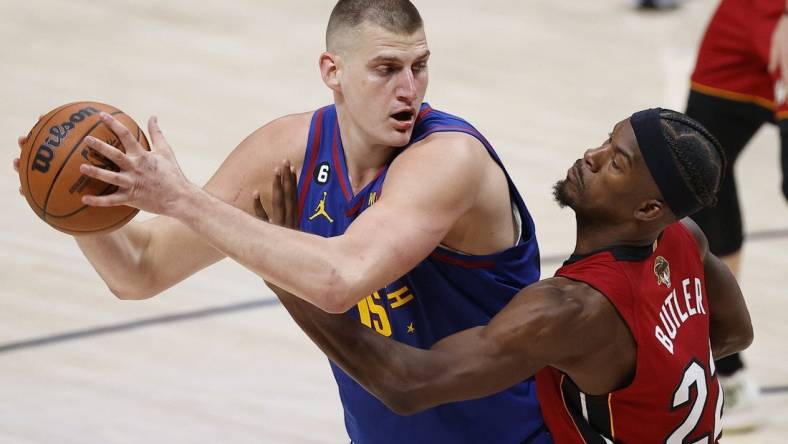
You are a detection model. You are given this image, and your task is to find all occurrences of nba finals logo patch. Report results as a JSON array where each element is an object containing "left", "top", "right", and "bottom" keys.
[{"left": 654, "top": 256, "right": 671, "bottom": 288}]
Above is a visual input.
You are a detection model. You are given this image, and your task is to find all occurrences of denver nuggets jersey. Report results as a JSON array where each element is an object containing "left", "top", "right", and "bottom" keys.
[
  {"left": 536, "top": 222, "right": 722, "bottom": 443},
  {"left": 296, "top": 104, "right": 550, "bottom": 444}
]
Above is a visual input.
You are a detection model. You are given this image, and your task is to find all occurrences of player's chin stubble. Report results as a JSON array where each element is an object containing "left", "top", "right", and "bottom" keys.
[{"left": 553, "top": 180, "right": 571, "bottom": 208}]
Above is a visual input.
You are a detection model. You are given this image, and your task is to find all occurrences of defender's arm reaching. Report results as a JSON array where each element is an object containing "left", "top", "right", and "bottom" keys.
[{"left": 259, "top": 166, "right": 632, "bottom": 415}]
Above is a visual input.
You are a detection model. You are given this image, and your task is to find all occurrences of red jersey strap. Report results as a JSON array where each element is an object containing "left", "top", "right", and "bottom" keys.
[{"left": 557, "top": 256, "right": 635, "bottom": 326}]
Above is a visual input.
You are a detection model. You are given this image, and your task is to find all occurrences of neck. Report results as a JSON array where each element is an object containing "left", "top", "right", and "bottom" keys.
[
  {"left": 335, "top": 102, "right": 398, "bottom": 194},
  {"left": 572, "top": 216, "right": 663, "bottom": 256}
]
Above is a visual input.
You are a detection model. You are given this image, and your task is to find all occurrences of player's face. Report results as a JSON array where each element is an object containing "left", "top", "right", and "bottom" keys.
[
  {"left": 338, "top": 24, "right": 429, "bottom": 148},
  {"left": 554, "top": 118, "right": 656, "bottom": 224}
]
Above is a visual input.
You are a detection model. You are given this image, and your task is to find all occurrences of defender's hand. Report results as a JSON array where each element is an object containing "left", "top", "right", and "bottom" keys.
[
  {"left": 769, "top": 15, "right": 788, "bottom": 102},
  {"left": 78, "top": 113, "right": 194, "bottom": 216},
  {"left": 254, "top": 160, "right": 298, "bottom": 295},
  {"left": 253, "top": 159, "right": 298, "bottom": 229}
]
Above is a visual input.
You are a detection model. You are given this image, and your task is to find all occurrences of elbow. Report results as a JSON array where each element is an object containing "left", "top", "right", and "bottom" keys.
[
  {"left": 311, "top": 270, "right": 365, "bottom": 314},
  {"left": 107, "top": 282, "right": 157, "bottom": 301},
  {"left": 712, "top": 322, "right": 754, "bottom": 358},
  {"left": 731, "top": 314, "right": 755, "bottom": 353},
  {"left": 368, "top": 368, "right": 434, "bottom": 416},
  {"left": 739, "top": 322, "right": 754, "bottom": 351},
  {"left": 371, "top": 385, "right": 429, "bottom": 416},
  {"left": 316, "top": 295, "right": 358, "bottom": 314},
  {"left": 383, "top": 397, "right": 422, "bottom": 416},
  {"left": 384, "top": 394, "right": 431, "bottom": 416}
]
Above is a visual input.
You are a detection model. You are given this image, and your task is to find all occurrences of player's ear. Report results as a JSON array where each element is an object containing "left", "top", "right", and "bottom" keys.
[
  {"left": 634, "top": 198, "right": 666, "bottom": 222},
  {"left": 320, "top": 52, "right": 341, "bottom": 93}
]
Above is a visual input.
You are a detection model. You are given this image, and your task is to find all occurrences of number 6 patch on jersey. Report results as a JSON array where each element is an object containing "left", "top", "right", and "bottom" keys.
[{"left": 314, "top": 161, "right": 330, "bottom": 184}]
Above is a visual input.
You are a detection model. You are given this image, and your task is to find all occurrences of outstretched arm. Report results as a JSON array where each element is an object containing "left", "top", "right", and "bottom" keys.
[
  {"left": 681, "top": 218, "right": 753, "bottom": 359},
  {"left": 259, "top": 167, "right": 615, "bottom": 415},
  {"left": 80, "top": 114, "right": 492, "bottom": 312}
]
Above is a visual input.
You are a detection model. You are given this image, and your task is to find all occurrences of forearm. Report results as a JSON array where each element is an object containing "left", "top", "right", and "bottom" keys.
[
  {"left": 75, "top": 222, "right": 153, "bottom": 299},
  {"left": 76, "top": 212, "right": 229, "bottom": 299},
  {"left": 272, "top": 284, "right": 536, "bottom": 415},
  {"left": 270, "top": 285, "right": 432, "bottom": 413},
  {"left": 175, "top": 185, "right": 358, "bottom": 312}
]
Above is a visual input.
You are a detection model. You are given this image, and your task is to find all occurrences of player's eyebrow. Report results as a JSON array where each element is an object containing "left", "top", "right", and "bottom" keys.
[
  {"left": 369, "top": 50, "right": 430, "bottom": 64},
  {"left": 614, "top": 143, "right": 633, "bottom": 166},
  {"left": 609, "top": 125, "right": 633, "bottom": 166},
  {"left": 415, "top": 50, "right": 430, "bottom": 60}
]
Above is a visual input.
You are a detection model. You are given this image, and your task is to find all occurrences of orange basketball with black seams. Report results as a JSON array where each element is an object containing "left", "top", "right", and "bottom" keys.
[{"left": 18, "top": 102, "right": 150, "bottom": 235}]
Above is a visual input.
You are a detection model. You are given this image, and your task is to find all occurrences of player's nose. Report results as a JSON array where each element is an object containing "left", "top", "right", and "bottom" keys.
[
  {"left": 395, "top": 70, "right": 417, "bottom": 102},
  {"left": 583, "top": 146, "right": 605, "bottom": 173}
]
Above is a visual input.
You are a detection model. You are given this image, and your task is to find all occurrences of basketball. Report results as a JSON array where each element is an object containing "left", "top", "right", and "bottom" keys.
[{"left": 17, "top": 101, "right": 150, "bottom": 235}]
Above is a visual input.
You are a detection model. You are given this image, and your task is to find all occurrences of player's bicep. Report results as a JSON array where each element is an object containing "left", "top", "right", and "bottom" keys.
[
  {"left": 141, "top": 114, "right": 309, "bottom": 292},
  {"left": 339, "top": 196, "right": 455, "bottom": 287},
  {"left": 335, "top": 135, "right": 485, "bottom": 295},
  {"left": 416, "top": 283, "right": 578, "bottom": 405}
]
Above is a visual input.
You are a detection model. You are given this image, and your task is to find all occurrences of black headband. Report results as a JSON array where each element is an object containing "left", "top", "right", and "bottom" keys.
[{"left": 630, "top": 108, "right": 700, "bottom": 218}]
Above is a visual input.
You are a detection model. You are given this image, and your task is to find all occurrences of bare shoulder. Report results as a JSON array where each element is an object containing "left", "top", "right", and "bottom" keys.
[
  {"left": 383, "top": 131, "right": 491, "bottom": 198},
  {"left": 238, "top": 111, "right": 313, "bottom": 165},
  {"left": 395, "top": 130, "right": 489, "bottom": 167},
  {"left": 679, "top": 217, "right": 709, "bottom": 259},
  {"left": 381, "top": 129, "right": 514, "bottom": 254},
  {"left": 511, "top": 278, "right": 621, "bottom": 347},
  {"left": 203, "top": 111, "right": 313, "bottom": 208},
  {"left": 512, "top": 277, "right": 613, "bottom": 321}
]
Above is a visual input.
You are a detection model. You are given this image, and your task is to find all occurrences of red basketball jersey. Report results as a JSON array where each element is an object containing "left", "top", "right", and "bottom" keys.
[{"left": 536, "top": 222, "right": 723, "bottom": 443}]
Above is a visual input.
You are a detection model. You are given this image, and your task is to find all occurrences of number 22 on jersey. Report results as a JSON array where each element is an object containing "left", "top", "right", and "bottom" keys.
[{"left": 666, "top": 344, "right": 723, "bottom": 444}]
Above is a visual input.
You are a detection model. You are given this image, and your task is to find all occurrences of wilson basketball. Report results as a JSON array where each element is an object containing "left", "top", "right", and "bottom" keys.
[{"left": 18, "top": 102, "right": 150, "bottom": 235}]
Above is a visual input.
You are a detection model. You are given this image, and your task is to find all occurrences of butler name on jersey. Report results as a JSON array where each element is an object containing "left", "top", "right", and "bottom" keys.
[{"left": 653, "top": 257, "right": 707, "bottom": 355}]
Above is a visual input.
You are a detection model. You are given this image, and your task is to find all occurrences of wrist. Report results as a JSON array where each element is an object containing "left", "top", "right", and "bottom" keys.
[{"left": 168, "top": 181, "right": 203, "bottom": 221}]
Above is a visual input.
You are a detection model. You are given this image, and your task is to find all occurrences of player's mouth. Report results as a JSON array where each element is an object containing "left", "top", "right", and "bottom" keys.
[
  {"left": 390, "top": 109, "right": 415, "bottom": 131},
  {"left": 568, "top": 160, "right": 584, "bottom": 189}
]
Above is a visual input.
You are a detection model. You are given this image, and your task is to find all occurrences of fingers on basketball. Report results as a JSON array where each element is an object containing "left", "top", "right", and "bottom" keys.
[
  {"left": 19, "top": 101, "right": 147, "bottom": 235},
  {"left": 79, "top": 163, "right": 131, "bottom": 188},
  {"left": 85, "top": 136, "right": 132, "bottom": 170},
  {"left": 101, "top": 112, "right": 142, "bottom": 155}
]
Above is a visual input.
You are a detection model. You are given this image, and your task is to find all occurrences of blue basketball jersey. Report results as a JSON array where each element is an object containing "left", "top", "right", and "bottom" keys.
[{"left": 296, "top": 104, "right": 551, "bottom": 444}]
